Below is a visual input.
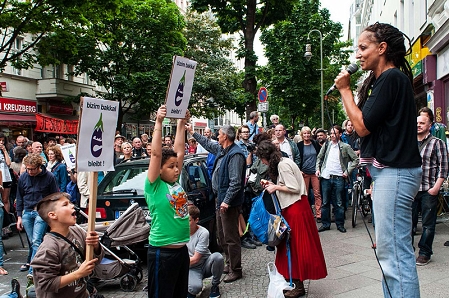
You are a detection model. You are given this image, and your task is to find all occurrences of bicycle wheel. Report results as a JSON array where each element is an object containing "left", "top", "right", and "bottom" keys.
[{"left": 352, "top": 184, "right": 360, "bottom": 228}]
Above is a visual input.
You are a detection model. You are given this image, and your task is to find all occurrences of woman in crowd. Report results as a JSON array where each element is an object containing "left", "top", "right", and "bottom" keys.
[
  {"left": 335, "top": 22, "right": 422, "bottom": 297},
  {"left": 0, "top": 133, "right": 12, "bottom": 214},
  {"left": 117, "top": 142, "right": 133, "bottom": 164},
  {"left": 0, "top": 170, "right": 7, "bottom": 275},
  {"left": 256, "top": 140, "right": 327, "bottom": 297},
  {"left": 297, "top": 126, "right": 322, "bottom": 222},
  {"left": 46, "top": 146, "right": 68, "bottom": 192}
]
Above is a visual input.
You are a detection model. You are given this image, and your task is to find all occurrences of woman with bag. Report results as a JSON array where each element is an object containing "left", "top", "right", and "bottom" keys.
[
  {"left": 46, "top": 146, "right": 68, "bottom": 192},
  {"left": 256, "top": 140, "right": 327, "bottom": 297}
]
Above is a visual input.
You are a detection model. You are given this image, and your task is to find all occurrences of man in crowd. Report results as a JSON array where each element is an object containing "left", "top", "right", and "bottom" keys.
[
  {"left": 32, "top": 142, "right": 47, "bottom": 164},
  {"left": 315, "top": 128, "right": 327, "bottom": 146},
  {"left": 47, "top": 137, "right": 57, "bottom": 148},
  {"left": 316, "top": 125, "right": 358, "bottom": 233},
  {"left": 187, "top": 205, "right": 224, "bottom": 298},
  {"left": 196, "top": 128, "right": 213, "bottom": 154},
  {"left": 412, "top": 115, "right": 448, "bottom": 265},
  {"left": 274, "top": 124, "right": 300, "bottom": 168},
  {"left": 235, "top": 125, "right": 260, "bottom": 249},
  {"left": 131, "top": 137, "right": 146, "bottom": 158},
  {"left": 419, "top": 107, "right": 447, "bottom": 143},
  {"left": 9, "top": 135, "right": 27, "bottom": 159},
  {"left": 114, "top": 134, "right": 125, "bottom": 161},
  {"left": 164, "top": 135, "right": 174, "bottom": 149},
  {"left": 187, "top": 124, "right": 245, "bottom": 283},
  {"left": 141, "top": 133, "right": 149, "bottom": 147},
  {"left": 246, "top": 111, "right": 260, "bottom": 141}
]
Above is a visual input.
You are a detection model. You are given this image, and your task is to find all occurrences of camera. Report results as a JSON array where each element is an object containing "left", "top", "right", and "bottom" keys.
[{"left": 245, "top": 143, "right": 256, "bottom": 152}]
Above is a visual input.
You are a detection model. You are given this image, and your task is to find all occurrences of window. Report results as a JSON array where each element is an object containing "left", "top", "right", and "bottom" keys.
[{"left": 13, "top": 37, "right": 23, "bottom": 75}]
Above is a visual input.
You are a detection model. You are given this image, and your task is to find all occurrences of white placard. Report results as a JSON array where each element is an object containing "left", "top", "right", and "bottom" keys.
[
  {"left": 77, "top": 97, "right": 119, "bottom": 172},
  {"left": 60, "top": 144, "right": 77, "bottom": 170},
  {"left": 165, "top": 56, "right": 197, "bottom": 118}
]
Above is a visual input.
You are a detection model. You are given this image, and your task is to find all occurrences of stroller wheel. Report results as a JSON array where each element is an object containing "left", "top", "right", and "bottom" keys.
[
  {"left": 120, "top": 274, "right": 137, "bottom": 292},
  {"left": 136, "top": 268, "right": 143, "bottom": 283}
]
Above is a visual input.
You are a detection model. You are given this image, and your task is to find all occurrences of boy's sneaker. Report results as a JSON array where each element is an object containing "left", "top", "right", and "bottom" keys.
[
  {"left": 11, "top": 278, "right": 23, "bottom": 298},
  {"left": 416, "top": 255, "right": 430, "bottom": 266},
  {"left": 209, "top": 285, "right": 221, "bottom": 298},
  {"left": 26, "top": 274, "right": 34, "bottom": 289}
]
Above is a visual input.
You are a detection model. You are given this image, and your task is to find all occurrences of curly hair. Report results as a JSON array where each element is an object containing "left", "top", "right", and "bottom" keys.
[
  {"left": 46, "top": 146, "right": 64, "bottom": 162},
  {"left": 255, "top": 140, "right": 281, "bottom": 181},
  {"left": 161, "top": 148, "right": 177, "bottom": 167},
  {"left": 23, "top": 153, "right": 44, "bottom": 167},
  {"left": 357, "top": 22, "right": 413, "bottom": 109}
]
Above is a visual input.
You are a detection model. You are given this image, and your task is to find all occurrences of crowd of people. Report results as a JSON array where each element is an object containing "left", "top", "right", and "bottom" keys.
[{"left": 1, "top": 22, "right": 449, "bottom": 298}]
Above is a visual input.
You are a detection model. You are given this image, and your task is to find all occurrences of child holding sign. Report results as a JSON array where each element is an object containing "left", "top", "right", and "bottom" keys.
[{"left": 146, "top": 105, "right": 191, "bottom": 297}]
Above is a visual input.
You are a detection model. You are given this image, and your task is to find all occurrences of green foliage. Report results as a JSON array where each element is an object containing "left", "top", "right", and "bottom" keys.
[
  {"left": 36, "top": 0, "right": 186, "bottom": 127},
  {"left": 260, "top": 0, "right": 355, "bottom": 130},
  {"left": 190, "top": 0, "right": 298, "bottom": 115},
  {"left": 183, "top": 10, "right": 245, "bottom": 119},
  {"left": 0, "top": 0, "right": 120, "bottom": 72}
]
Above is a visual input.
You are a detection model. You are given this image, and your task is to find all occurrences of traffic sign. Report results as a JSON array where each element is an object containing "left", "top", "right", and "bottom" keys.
[
  {"left": 258, "top": 87, "right": 268, "bottom": 103},
  {"left": 258, "top": 102, "right": 269, "bottom": 112}
]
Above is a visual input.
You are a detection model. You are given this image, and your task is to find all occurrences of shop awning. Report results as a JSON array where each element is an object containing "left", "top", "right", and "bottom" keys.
[{"left": 0, "top": 114, "right": 36, "bottom": 126}]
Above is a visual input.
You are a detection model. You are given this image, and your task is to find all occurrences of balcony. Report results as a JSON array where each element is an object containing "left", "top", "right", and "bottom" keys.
[{"left": 36, "top": 78, "right": 100, "bottom": 100}]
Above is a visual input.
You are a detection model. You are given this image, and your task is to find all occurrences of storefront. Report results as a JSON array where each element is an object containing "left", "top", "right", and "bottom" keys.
[{"left": 0, "top": 97, "right": 37, "bottom": 140}]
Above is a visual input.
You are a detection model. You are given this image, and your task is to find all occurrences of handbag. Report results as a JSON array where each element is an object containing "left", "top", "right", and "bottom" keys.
[
  {"left": 267, "top": 193, "right": 290, "bottom": 247},
  {"left": 267, "top": 262, "right": 294, "bottom": 298}
]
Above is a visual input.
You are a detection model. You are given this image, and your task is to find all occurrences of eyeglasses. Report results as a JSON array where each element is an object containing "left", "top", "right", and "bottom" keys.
[
  {"left": 26, "top": 167, "right": 38, "bottom": 172},
  {"left": 241, "top": 131, "right": 250, "bottom": 134}
]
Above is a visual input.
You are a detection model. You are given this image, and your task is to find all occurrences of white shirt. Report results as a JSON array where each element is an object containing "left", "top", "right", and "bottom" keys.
[
  {"left": 321, "top": 142, "right": 343, "bottom": 179},
  {"left": 279, "top": 138, "right": 293, "bottom": 160}
]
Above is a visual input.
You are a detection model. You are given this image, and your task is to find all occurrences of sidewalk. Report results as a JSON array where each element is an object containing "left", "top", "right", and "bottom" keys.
[{"left": 1, "top": 212, "right": 448, "bottom": 297}]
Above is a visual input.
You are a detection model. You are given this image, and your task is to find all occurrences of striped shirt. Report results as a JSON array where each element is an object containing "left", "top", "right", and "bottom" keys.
[{"left": 418, "top": 134, "right": 448, "bottom": 192}]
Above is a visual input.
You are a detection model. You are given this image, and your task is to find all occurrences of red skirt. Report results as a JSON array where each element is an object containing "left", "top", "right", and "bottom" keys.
[{"left": 275, "top": 195, "right": 327, "bottom": 281}]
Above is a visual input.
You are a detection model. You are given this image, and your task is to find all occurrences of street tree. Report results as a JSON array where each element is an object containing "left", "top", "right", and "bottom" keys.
[
  {"left": 260, "top": 0, "right": 354, "bottom": 130},
  {"left": 189, "top": 0, "right": 297, "bottom": 118},
  {"left": 183, "top": 10, "right": 245, "bottom": 119},
  {"left": 36, "top": 0, "right": 186, "bottom": 128},
  {"left": 0, "top": 0, "right": 119, "bottom": 74}
]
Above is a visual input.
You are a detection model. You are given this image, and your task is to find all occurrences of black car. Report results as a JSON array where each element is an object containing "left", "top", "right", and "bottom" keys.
[{"left": 92, "top": 154, "right": 219, "bottom": 251}]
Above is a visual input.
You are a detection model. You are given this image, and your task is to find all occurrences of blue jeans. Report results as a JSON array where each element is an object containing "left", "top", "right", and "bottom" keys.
[
  {"left": 412, "top": 191, "right": 438, "bottom": 258},
  {"left": 21, "top": 211, "right": 48, "bottom": 275},
  {"left": 0, "top": 293, "right": 18, "bottom": 298},
  {"left": 369, "top": 165, "right": 422, "bottom": 298},
  {"left": 320, "top": 176, "right": 345, "bottom": 228},
  {"left": 0, "top": 206, "right": 4, "bottom": 267}
]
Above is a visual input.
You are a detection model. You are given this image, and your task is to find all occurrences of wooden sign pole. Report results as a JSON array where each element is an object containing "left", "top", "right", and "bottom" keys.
[{"left": 85, "top": 171, "right": 98, "bottom": 261}]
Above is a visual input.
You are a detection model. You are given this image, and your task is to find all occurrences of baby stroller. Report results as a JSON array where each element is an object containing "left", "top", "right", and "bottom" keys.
[{"left": 78, "top": 202, "right": 150, "bottom": 291}]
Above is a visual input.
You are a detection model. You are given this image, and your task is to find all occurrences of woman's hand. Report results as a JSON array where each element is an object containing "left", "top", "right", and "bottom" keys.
[{"left": 264, "top": 184, "right": 278, "bottom": 194}]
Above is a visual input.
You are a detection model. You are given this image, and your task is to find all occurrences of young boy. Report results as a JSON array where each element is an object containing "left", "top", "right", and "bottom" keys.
[
  {"left": 31, "top": 192, "right": 104, "bottom": 298},
  {"left": 187, "top": 205, "right": 224, "bottom": 298},
  {"left": 146, "top": 105, "right": 190, "bottom": 297}
]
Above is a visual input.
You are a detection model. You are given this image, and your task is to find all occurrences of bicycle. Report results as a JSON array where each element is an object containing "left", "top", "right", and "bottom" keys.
[{"left": 351, "top": 165, "right": 372, "bottom": 228}]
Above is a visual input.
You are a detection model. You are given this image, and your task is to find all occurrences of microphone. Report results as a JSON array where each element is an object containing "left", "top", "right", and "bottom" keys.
[{"left": 325, "top": 64, "right": 359, "bottom": 96}]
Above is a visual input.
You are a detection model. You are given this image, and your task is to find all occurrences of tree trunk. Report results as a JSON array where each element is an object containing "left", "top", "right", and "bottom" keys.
[{"left": 243, "top": 0, "right": 258, "bottom": 120}]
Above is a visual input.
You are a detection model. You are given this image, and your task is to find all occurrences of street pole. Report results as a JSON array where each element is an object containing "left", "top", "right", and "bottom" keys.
[{"left": 305, "top": 29, "right": 324, "bottom": 129}]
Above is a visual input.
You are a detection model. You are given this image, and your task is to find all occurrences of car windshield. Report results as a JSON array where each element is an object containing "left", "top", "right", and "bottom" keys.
[{"left": 101, "top": 166, "right": 148, "bottom": 195}]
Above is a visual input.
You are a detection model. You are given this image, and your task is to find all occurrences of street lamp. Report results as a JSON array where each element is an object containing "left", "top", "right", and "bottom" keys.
[{"left": 304, "top": 29, "right": 324, "bottom": 129}]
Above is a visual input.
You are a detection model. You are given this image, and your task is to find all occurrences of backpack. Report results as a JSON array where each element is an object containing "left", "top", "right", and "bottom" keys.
[{"left": 66, "top": 181, "right": 80, "bottom": 205}]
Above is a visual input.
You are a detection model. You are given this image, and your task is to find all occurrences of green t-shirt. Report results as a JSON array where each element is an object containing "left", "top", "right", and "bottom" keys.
[{"left": 145, "top": 177, "right": 190, "bottom": 247}]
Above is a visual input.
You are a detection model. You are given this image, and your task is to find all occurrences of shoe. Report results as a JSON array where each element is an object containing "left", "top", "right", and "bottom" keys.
[
  {"left": 187, "top": 293, "right": 196, "bottom": 298},
  {"left": 266, "top": 246, "right": 275, "bottom": 252},
  {"left": 337, "top": 226, "right": 347, "bottom": 233},
  {"left": 223, "top": 271, "right": 242, "bottom": 283},
  {"left": 20, "top": 263, "right": 30, "bottom": 272},
  {"left": 249, "top": 238, "right": 263, "bottom": 246},
  {"left": 316, "top": 218, "right": 322, "bottom": 223},
  {"left": 241, "top": 239, "right": 256, "bottom": 249},
  {"left": 444, "top": 240, "right": 449, "bottom": 247},
  {"left": 318, "top": 225, "right": 330, "bottom": 232},
  {"left": 209, "top": 285, "right": 221, "bottom": 298},
  {"left": 284, "top": 280, "right": 305, "bottom": 297},
  {"left": 223, "top": 265, "right": 229, "bottom": 274},
  {"left": 26, "top": 274, "right": 34, "bottom": 289},
  {"left": 11, "top": 278, "right": 23, "bottom": 298},
  {"left": 416, "top": 255, "right": 430, "bottom": 266}
]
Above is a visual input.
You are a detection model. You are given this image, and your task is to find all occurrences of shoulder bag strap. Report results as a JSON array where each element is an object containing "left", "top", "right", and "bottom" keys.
[{"left": 48, "top": 231, "right": 85, "bottom": 260}]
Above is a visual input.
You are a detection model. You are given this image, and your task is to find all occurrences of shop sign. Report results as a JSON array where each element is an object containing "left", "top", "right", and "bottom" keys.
[
  {"left": 35, "top": 114, "right": 79, "bottom": 134},
  {"left": 0, "top": 97, "right": 36, "bottom": 113}
]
